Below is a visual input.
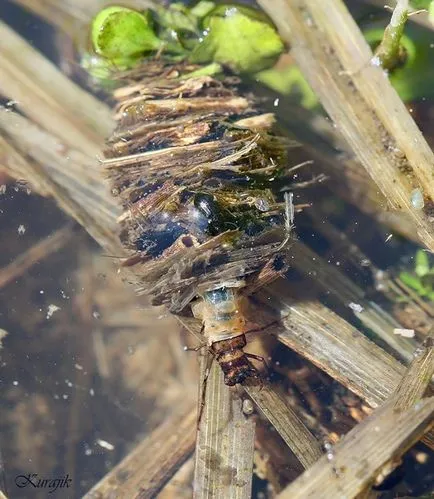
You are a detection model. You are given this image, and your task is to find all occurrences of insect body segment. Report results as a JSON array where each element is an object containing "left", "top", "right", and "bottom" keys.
[
  {"left": 200, "top": 286, "right": 260, "bottom": 386},
  {"left": 202, "top": 287, "right": 246, "bottom": 342},
  {"left": 211, "top": 335, "right": 258, "bottom": 386}
]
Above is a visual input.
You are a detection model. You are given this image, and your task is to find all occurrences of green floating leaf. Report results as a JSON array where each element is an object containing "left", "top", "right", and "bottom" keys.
[
  {"left": 190, "top": 1, "right": 216, "bottom": 19},
  {"left": 409, "top": 0, "right": 432, "bottom": 9},
  {"left": 92, "top": 6, "right": 161, "bottom": 61},
  {"left": 256, "top": 65, "right": 318, "bottom": 109},
  {"left": 155, "top": 2, "right": 199, "bottom": 52},
  {"left": 415, "top": 249, "right": 430, "bottom": 277},
  {"left": 190, "top": 4, "right": 284, "bottom": 73},
  {"left": 399, "top": 272, "right": 426, "bottom": 293}
]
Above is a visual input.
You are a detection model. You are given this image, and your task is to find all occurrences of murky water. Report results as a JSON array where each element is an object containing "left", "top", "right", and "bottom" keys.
[{"left": 1, "top": 1, "right": 434, "bottom": 498}]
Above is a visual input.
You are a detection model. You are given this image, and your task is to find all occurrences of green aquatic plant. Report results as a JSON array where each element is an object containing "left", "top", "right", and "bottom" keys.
[
  {"left": 84, "top": 1, "right": 434, "bottom": 107},
  {"left": 371, "top": 0, "right": 409, "bottom": 72},
  {"left": 92, "top": 6, "right": 161, "bottom": 65},
  {"left": 364, "top": 24, "right": 434, "bottom": 102},
  {"left": 84, "top": 2, "right": 284, "bottom": 79},
  {"left": 400, "top": 249, "right": 434, "bottom": 300},
  {"left": 190, "top": 4, "right": 284, "bottom": 73},
  {"left": 255, "top": 64, "right": 318, "bottom": 109}
]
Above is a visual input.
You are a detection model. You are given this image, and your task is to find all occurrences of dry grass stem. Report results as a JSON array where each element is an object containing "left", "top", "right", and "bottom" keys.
[
  {"left": 259, "top": 0, "right": 434, "bottom": 251},
  {"left": 0, "top": 224, "right": 76, "bottom": 289},
  {"left": 393, "top": 331, "right": 434, "bottom": 412},
  {"left": 0, "top": 136, "right": 52, "bottom": 196},
  {"left": 84, "top": 403, "right": 196, "bottom": 499},
  {"left": 262, "top": 290, "right": 406, "bottom": 407},
  {"left": 257, "top": 284, "right": 434, "bottom": 449},
  {"left": 158, "top": 458, "right": 194, "bottom": 499},
  {"left": 264, "top": 87, "right": 419, "bottom": 243},
  {"left": 194, "top": 360, "right": 255, "bottom": 499},
  {"left": 277, "top": 396, "right": 434, "bottom": 498},
  {"left": 0, "top": 109, "right": 120, "bottom": 250},
  {"left": 243, "top": 381, "right": 323, "bottom": 468},
  {"left": 289, "top": 241, "right": 416, "bottom": 362},
  {"left": 0, "top": 21, "right": 112, "bottom": 155}
]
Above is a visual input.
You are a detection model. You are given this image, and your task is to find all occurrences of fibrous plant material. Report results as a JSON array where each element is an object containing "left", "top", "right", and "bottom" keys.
[
  {"left": 194, "top": 361, "right": 255, "bottom": 499},
  {"left": 277, "top": 396, "right": 434, "bottom": 498},
  {"left": 84, "top": 403, "right": 196, "bottom": 499},
  {"left": 104, "top": 59, "right": 291, "bottom": 312},
  {"left": 0, "top": 224, "right": 75, "bottom": 290},
  {"left": 259, "top": 0, "right": 434, "bottom": 252},
  {"left": 0, "top": 20, "right": 112, "bottom": 155},
  {"left": 277, "top": 326, "right": 434, "bottom": 498},
  {"left": 2, "top": 1, "right": 434, "bottom": 496}
]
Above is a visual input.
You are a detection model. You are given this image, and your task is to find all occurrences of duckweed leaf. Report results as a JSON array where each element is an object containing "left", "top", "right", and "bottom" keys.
[
  {"left": 415, "top": 249, "right": 430, "bottom": 277},
  {"left": 92, "top": 6, "right": 161, "bottom": 61},
  {"left": 190, "top": 4, "right": 284, "bottom": 73},
  {"left": 400, "top": 272, "right": 427, "bottom": 293},
  {"left": 256, "top": 65, "right": 318, "bottom": 109},
  {"left": 409, "top": 0, "right": 432, "bottom": 8}
]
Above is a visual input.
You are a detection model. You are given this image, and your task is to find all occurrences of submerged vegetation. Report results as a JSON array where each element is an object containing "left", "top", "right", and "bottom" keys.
[
  {"left": 400, "top": 250, "right": 434, "bottom": 301},
  {"left": 85, "top": 2, "right": 284, "bottom": 78},
  {"left": 1, "top": 0, "right": 434, "bottom": 498}
]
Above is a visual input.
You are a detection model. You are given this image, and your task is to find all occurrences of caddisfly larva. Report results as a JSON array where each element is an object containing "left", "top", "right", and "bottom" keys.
[{"left": 89, "top": 3, "right": 305, "bottom": 406}]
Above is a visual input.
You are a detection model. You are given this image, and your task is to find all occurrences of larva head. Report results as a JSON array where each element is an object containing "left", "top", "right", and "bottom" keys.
[{"left": 223, "top": 358, "right": 258, "bottom": 386}]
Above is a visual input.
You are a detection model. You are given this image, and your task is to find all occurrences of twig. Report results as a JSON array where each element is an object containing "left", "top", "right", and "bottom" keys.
[
  {"left": 0, "top": 110, "right": 120, "bottom": 251},
  {"left": 84, "top": 403, "right": 196, "bottom": 499},
  {"left": 289, "top": 241, "right": 416, "bottom": 362},
  {"left": 393, "top": 331, "right": 434, "bottom": 412},
  {"left": 277, "top": 397, "right": 434, "bottom": 498},
  {"left": 194, "top": 360, "right": 255, "bottom": 499},
  {"left": 0, "top": 20, "right": 112, "bottom": 155},
  {"left": 0, "top": 224, "right": 76, "bottom": 290},
  {"left": 243, "top": 381, "right": 323, "bottom": 468},
  {"left": 258, "top": 0, "right": 434, "bottom": 251}
]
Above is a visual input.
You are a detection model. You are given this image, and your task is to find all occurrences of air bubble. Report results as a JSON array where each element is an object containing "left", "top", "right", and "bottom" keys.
[
  {"left": 242, "top": 399, "right": 254, "bottom": 415},
  {"left": 410, "top": 188, "right": 424, "bottom": 210}
]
